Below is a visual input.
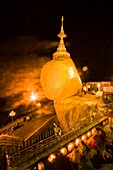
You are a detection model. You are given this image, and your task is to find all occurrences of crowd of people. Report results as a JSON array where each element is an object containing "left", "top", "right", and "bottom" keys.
[
  {"left": 44, "top": 135, "right": 113, "bottom": 170},
  {"left": 66, "top": 127, "right": 113, "bottom": 170},
  {"left": 44, "top": 123, "right": 113, "bottom": 170}
]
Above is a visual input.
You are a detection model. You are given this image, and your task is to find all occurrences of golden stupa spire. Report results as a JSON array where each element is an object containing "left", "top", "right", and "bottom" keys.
[
  {"left": 53, "top": 16, "right": 70, "bottom": 59},
  {"left": 58, "top": 16, "right": 67, "bottom": 39}
]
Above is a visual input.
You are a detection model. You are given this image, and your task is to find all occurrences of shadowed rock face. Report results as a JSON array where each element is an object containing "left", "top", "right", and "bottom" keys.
[{"left": 0, "top": 36, "right": 57, "bottom": 125}]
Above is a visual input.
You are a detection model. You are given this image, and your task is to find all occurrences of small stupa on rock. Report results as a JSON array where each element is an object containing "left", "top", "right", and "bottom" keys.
[
  {"left": 40, "top": 16, "right": 82, "bottom": 101},
  {"left": 40, "top": 17, "right": 103, "bottom": 131},
  {"left": 40, "top": 16, "right": 84, "bottom": 130}
]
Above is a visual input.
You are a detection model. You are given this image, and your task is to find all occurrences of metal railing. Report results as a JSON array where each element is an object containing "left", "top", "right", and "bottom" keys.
[{"left": 8, "top": 115, "right": 109, "bottom": 169}]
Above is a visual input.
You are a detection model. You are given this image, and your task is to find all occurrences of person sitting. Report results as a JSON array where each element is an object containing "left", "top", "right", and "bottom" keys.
[
  {"left": 70, "top": 146, "right": 81, "bottom": 170},
  {"left": 79, "top": 141, "right": 89, "bottom": 158},
  {"left": 102, "top": 144, "right": 113, "bottom": 163},
  {"left": 90, "top": 149, "right": 104, "bottom": 169}
]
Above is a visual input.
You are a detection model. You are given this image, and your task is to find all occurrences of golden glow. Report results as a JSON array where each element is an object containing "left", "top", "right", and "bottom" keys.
[
  {"left": 81, "top": 134, "right": 87, "bottom": 141},
  {"left": 97, "top": 82, "right": 101, "bottom": 88},
  {"left": 38, "top": 162, "right": 44, "bottom": 170},
  {"left": 9, "top": 110, "right": 16, "bottom": 117},
  {"left": 83, "top": 86, "right": 87, "bottom": 91},
  {"left": 60, "top": 147, "right": 67, "bottom": 155},
  {"left": 82, "top": 66, "right": 88, "bottom": 72},
  {"left": 40, "top": 59, "right": 82, "bottom": 100},
  {"left": 9, "top": 110, "right": 16, "bottom": 122},
  {"left": 87, "top": 84, "right": 90, "bottom": 89},
  {"left": 75, "top": 138, "right": 81, "bottom": 146},
  {"left": 91, "top": 127, "right": 96, "bottom": 135},
  {"left": 67, "top": 142, "right": 75, "bottom": 151},
  {"left": 40, "top": 17, "right": 82, "bottom": 100},
  {"left": 37, "top": 102, "right": 41, "bottom": 108},
  {"left": 87, "top": 131, "right": 92, "bottom": 138},
  {"left": 48, "top": 154, "right": 56, "bottom": 162},
  {"left": 97, "top": 82, "right": 101, "bottom": 91},
  {"left": 29, "top": 92, "right": 37, "bottom": 101},
  {"left": 103, "top": 121, "right": 106, "bottom": 126}
]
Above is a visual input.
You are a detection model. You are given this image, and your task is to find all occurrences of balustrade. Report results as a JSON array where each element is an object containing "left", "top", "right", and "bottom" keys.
[{"left": 5, "top": 115, "right": 109, "bottom": 169}]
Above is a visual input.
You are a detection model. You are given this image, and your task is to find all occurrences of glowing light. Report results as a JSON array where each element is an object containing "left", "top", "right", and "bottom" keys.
[
  {"left": 103, "top": 121, "right": 106, "bottom": 126},
  {"left": 83, "top": 86, "right": 87, "bottom": 91},
  {"left": 75, "top": 138, "right": 81, "bottom": 146},
  {"left": 91, "top": 128, "right": 96, "bottom": 135},
  {"left": 37, "top": 102, "right": 41, "bottom": 108},
  {"left": 9, "top": 111, "right": 16, "bottom": 117},
  {"left": 9, "top": 111, "right": 16, "bottom": 122},
  {"left": 67, "top": 142, "right": 75, "bottom": 152},
  {"left": 82, "top": 66, "right": 88, "bottom": 72},
  {"left": 60, "top": 147, "right": 67, "bottom": 155},
  {"left": 81, "top": 134, "right": 87, "bottom": 141},
  {"left": 30, "top": 92, "right": 37, "bottom": 102},
  {"left": 97, "top": 82, "right": 101, "bottom": 91},
  {"left": 87, "top": 84, "right": 90, "bottom": 89},
  {"left": 48, "top": 154, "right": 56, "bottom": 162},
  {"left": 38, "top": 162, "right": 44, "bottom": 170},
  {"left": 87, "top": 131, "right": 92, "bottom": 138},
  {"left": 97, "top": 82, "right": 101, "bottom": 88}
]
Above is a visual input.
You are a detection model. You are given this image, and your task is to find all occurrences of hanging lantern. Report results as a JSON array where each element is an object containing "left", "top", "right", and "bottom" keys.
[{"left": 40, "top": 16, "right": 82, "bottom": 101}]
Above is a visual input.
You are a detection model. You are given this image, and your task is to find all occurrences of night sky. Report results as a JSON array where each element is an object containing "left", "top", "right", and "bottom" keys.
[
  {"left": 0, "top": 1, "right": 113, "bottom": 82},
  {"left": 0, "top": 2, "right": 113, "bottom": 125}
]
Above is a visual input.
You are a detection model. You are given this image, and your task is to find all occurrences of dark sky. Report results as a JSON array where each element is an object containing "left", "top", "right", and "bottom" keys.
[
  {"left": 0, "top": 1, "right": 113, "bottom": 125},
  {"left": 0, "top": 2, "right": 113, "bottom": 38},
  {"left": 0, "top": 1, "right": 113, "bottom": 81}
]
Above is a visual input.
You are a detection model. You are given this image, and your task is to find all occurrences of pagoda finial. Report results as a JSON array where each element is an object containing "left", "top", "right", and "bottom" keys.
[
  {"left": 53, "top": 16, "right": 70, "bottom": 59},
  {"left": 58, "top": 16, "right": 67, "bottom": 39}
]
